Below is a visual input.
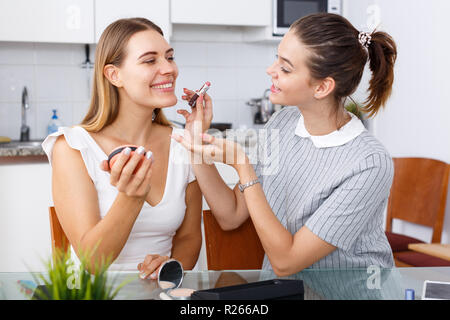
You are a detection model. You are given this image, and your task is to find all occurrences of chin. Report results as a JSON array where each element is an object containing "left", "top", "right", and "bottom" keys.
[
  {"left": 269, "top": 93, "right": 285, "bottom": 106},
  {"left": 161, "top": 96, "right": 178, "bottom": 108},
  {"left": 150, "top": 95, "right": 178, "bottom": 109}
]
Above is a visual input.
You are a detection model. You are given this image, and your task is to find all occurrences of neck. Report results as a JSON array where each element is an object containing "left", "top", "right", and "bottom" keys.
[
  {"left": 106, "top": 95, "right": 158, "bottom": 146},
  {"left": 297, "top": 99, "right": 350, "bottom": 136}
]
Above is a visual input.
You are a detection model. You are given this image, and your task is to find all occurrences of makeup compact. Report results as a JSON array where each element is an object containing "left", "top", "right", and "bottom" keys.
[
  {"left": 190, "top": 279, "right": 304, "bottom": 300},
  {"left": 188, "top": 81, "right": 211, "bottom": 108},
  {"left": 107, "top": 145, "right": 149, "bottom": 173},
  {"left": 157, "top": 259, "right": 196, "bottom": 300}
]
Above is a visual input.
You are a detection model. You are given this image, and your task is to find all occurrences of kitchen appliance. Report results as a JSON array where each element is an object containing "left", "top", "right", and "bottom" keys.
[
  {"left": 246, "top": 89, "right": 283, "bottom": 125},
  {"left": 273, "top": 0, "right": 342, "bottom": 36}
]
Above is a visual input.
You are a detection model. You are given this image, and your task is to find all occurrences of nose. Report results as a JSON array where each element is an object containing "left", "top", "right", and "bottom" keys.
[
  {"left": 159, "top": 58, "right": 177, "bottom": 75},
  {"left": 266, "top": 61, "right": 277, "bottom": 78}
]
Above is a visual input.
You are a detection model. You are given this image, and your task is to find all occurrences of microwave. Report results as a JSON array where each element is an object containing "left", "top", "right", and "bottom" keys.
[{"left": 273, "top": 0, "right": 342, "bottom": 36}]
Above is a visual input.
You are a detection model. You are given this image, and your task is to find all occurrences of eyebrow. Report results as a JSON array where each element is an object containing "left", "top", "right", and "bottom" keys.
[
  {"left": 138, "top": 48, "right": 174, "bottom": 59},
  {"left": 277, "top": 54, "right": 294, "bottom": 68}
]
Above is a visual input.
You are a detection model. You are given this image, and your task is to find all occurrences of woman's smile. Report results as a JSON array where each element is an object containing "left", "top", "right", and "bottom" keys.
[
  {"left": 150, "top": 81, "right": 175, "bottom": 92},
  {"left": 270, "top": 83, "right": 281, "bottom": 94}
]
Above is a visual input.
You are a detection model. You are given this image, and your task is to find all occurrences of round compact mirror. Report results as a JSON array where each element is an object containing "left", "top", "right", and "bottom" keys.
[{"left": 157, "top": 259, "right": 184, "bottom": 290}]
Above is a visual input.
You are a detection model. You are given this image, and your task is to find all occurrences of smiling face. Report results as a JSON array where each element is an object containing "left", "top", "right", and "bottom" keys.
[
  {"left": 110, "top": 29, "right": 178, "bottom": 109},
  {"left": 266, "top": 30, "right": 319, "bottom": 108}
]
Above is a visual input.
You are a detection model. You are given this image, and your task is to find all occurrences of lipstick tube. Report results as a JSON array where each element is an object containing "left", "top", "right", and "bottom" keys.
[{"left": 188, "top": 81, "right": 211, "bottom": 108}]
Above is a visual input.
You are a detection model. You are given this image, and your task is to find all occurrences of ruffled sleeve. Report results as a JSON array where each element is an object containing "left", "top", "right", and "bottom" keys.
[{"left": 41, "top": 126, "right": 98, "bottom": 183}]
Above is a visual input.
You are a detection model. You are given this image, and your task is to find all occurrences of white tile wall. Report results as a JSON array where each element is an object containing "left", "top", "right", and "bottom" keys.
[{"left": 0, "top": 36, "right": 278, "bottom": 140}]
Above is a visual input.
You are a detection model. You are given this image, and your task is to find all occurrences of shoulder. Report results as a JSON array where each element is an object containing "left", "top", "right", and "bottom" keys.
[
  {"left": 42, "top": 126, "right": 85, "bottom": 164},
  {"left": 352, "top": 131, "right": 392, "bottom": 166},
  {"left": 337, "top": 131, "right": 394, "bottom": 181},
  {"left": 350, "top": 137, "right": 394, "bottom": 187}
]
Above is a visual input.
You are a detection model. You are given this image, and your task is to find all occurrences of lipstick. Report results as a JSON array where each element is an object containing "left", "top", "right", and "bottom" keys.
[{"left": 188, "top": 81, "right": 211, "bottom": 108}]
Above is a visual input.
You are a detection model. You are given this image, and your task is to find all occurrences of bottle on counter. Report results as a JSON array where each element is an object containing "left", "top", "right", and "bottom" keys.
[{"left": 47, "top": 109, "right": 63, "bottom": 135}]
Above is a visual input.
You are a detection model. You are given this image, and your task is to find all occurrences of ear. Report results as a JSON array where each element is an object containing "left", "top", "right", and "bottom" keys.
[
  {"left": 313, "top": 77, "right": 335, "bottom": 100},
  {"left": 103, "top": 64, "right": 123, "bottom": 88}
]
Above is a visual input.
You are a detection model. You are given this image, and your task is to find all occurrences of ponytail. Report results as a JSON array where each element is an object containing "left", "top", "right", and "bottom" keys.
[
  {"left": 363, "top": 31, "right": 397, "bottom": 117},
  {"left": 290, "top": 13, "right": 397, "bottom": 119}
]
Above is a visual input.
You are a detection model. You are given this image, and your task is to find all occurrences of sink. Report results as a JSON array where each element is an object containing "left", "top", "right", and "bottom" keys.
[{"left": 0, "top": 140, "right": 44, "bottom": 149}]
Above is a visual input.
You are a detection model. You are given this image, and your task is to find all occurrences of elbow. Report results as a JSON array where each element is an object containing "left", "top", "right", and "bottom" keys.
[
  {"left": 211, "top": 211, "right": 244, "bottom": 231},
  {"left": 216, "top": 218, "right": 241, "bottom": 231},
  {"left": 271, "top": 260, "right": 305, "bottom": 277},
  {"left": 272, "top": 266, "right": 292, "bottom": 277}
]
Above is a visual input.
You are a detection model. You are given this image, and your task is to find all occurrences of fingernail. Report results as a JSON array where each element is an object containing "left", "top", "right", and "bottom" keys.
[
  {"left": 123, "top": 147, "right": 131, "bottom": 155},
  {"left": 146, "top": 151, "right": 153, "bottom": 159},
  {"left": 139, "top": 272, "right": 147, "bottom": 279},
  {"left": 136, "top": 146, "right": 145, "bottom": 155},
  {"left": 150, "top": 272, "right": 157, "bottom": 279}
]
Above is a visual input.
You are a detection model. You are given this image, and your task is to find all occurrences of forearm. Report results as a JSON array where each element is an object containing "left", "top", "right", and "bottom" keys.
[
  {"left": 235, "top": 162, "right": 296, "bottom": 273},
  {"left": 191, "top": 162, "right": 245, "bottom": 229},
  {"left": 78, "top": 193, "right": 144, "bottom": 267},
  {"left": 171, "top": 234, "right": 202, "bottom": 270}
]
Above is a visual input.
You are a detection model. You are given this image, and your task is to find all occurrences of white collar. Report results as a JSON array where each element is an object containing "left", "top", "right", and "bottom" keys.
[{"left": 294, "top": 111, "right": 366, "bottom": 148}]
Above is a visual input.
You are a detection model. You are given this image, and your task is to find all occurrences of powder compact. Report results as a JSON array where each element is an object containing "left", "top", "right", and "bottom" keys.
[
  {"left": 107, "top": 144, "right": 151, "bottom": 174},
  {"left": 157, "top": 259, "right": 196, "bottom": 300}
]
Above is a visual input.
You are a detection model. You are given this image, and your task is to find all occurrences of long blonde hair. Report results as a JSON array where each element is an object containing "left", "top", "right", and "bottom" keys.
[{"left": 80, "top": 18, "right": 171, "bottom": 132}]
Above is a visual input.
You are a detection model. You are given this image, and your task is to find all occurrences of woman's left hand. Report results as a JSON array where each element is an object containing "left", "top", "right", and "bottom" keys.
[
  {"left": 137, "top": 254, "right": 170, "bottom": 280},
  {"left": 171, "top": 132, "right": 247, "bottom": 168}
]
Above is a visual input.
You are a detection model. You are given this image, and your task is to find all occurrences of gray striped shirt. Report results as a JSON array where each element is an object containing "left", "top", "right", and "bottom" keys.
[{"left": 254, "top": 107, "right": 394, "bottom": 270}]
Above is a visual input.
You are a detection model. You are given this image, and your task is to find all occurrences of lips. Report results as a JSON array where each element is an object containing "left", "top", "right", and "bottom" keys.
[
  {"left": 150, "top": 81, "right": 174, "bottom": 92},
  {"left": 270, "top": 84, "right": 281, "bottom": 94}
]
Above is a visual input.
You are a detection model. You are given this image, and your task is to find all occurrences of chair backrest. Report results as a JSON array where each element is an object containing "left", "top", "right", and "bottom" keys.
[
  {"left": 386, "top": 158, "right": 450, "bottom": 243},
  {"left": 49, "top": 206, "right": 70, "bottom": 255},
  {"left": 202, "top": 210, "right": 265, "bottom": 270}
]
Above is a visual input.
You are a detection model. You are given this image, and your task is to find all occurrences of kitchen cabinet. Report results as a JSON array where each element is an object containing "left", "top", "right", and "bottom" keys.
[
  {"left": 95, "top": 0, "right": 171, "bottom": 43},
  {"left": 0, "top": 163, "right": 52, "bottom": 272},
  {"left": 0, "top": 0, "right": 94, "bottom": 43},
  {"left": 170, "top": 0, "right": 271, "bottom": 27}
]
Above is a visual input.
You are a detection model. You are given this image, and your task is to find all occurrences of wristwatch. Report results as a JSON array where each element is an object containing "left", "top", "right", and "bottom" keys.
[{"left": 238, "top": 179, "right": 260, "bottom": 193}]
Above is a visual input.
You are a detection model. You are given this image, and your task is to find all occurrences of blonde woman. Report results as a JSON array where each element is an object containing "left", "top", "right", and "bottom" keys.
[{"left": 42, "top": 18, "right": 202, "bottom": 277}]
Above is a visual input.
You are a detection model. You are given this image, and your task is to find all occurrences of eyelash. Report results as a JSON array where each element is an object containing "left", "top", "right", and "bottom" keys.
[
  {"left": 144, "top": 56, "right": 175, "bottom": 64},
  {"left": 275, "top": 55, "right": 290, "bottom": 73}
]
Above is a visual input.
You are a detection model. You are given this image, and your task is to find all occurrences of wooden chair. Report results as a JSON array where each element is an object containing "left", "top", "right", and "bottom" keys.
[
  {"left": 49, "top": 206, "right": 70, "bottom": 256},
  {"left": 203, "top": 210, "right": 265, "bottom": 270},
  {"left": 385, "top": 158, "right": 450, "bottom": 267}
]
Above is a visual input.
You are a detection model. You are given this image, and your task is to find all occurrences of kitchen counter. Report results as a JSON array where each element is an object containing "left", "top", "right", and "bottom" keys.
[{"left": 0, "top": 140, "right": 46, "bottom": 164}]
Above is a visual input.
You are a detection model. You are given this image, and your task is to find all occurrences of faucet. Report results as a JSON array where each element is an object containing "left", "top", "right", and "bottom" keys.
[{"left": 20, "top": 86, "right": 30, "bottom": 141}]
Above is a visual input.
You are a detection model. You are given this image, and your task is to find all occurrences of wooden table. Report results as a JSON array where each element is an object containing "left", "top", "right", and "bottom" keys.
[{"left": 408, "top": 243, "right": 450, "bottom": 261}]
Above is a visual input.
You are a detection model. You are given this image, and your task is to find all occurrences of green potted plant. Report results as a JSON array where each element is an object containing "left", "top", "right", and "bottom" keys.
[
  {"left": 28, "top": 247, "right": 132, "bottom": 300},
  {"left": 345, "top": 100, "right": 369, "bottom": 129}
]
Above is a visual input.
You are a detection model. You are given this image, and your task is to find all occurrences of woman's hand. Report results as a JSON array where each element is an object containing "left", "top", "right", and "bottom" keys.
[
  {"left": 99, "top": 146, "right": 153, "bottom": 199},
  {"left": 171, "top": 132, "right": 248, "bottom": 168},
  {"left": 178, "top": 89, "right": 213, "bottom": 139},
  {"left": 137, "top": 254, "right": 170, "bottom": 280}
]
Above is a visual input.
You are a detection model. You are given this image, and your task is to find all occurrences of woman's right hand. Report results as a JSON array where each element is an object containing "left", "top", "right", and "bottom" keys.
[
  {"left": 178, "top": 89, "right": 213, "bottom": 140},
  {"left": 100, "top": 146, "right": 153, "bottom": 200}
]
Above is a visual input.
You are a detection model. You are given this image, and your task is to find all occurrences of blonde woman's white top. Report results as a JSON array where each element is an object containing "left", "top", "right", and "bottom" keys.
[{"left": 42, "top": 126, "right": 196, "bottom": 271}]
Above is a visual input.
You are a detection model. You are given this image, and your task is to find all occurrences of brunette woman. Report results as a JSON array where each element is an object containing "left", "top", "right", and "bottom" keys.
[{"left": 174, "top": 13, "right": 397, "bottom": 276}]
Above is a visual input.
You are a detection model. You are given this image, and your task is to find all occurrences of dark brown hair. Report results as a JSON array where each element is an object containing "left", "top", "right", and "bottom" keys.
[
  {"left": 81, "top": 18, "right": 171, "bottom": 132},
  {"left": 290, "top": 13, "right": 397, "bottom": 117}
]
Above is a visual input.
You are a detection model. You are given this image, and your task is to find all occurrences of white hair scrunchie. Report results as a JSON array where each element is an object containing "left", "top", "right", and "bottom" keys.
[{"left": 358, "top": 31, "right": 372, "bottom": 49}]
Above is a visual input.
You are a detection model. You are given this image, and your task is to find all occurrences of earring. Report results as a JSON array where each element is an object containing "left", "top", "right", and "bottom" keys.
[{"left": 152, "top": 110, "right": 156, "bottom": 121}]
